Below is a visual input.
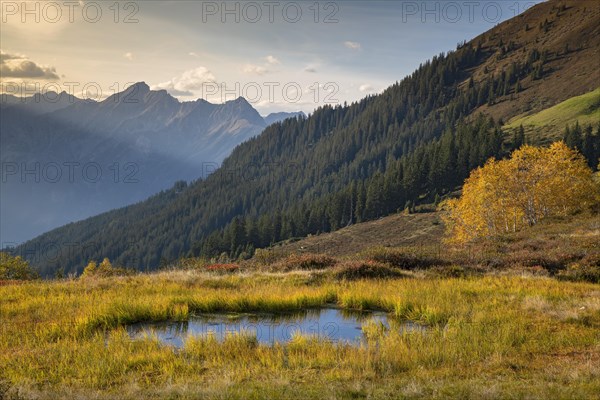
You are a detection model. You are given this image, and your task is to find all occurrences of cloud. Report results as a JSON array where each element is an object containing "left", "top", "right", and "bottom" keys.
[
  {"left": 304, "top": 65, "right": 318, "bottom": 73},
  {"left": 344, "top": 41, "right": 361, "bottom": 50},
  {"left": 189, "top": 52, "right": 199, "bottom": 57},
  {"left": 243, "top": 64, "right": 268, "bottom": 75},
  {"left": 0, "top": 50, "right": 59, "bottom": 79},
  {"left": 154, "top": 66, "right": 216, "bottom": 97},
  {"left": 123, "top": 52, "right": 133, "bottom": 61},
  {"left": 0, "top": 52, "right": 23, "bottom": 62},
  {"left": 359, "top": 84, "right": 375, "bottom": 93},
  {"left": 265, "top": 55, "right": 280, "bottom": 65},
  {"left": 243, "top": 55, "right": 281, "bottom": 75}
]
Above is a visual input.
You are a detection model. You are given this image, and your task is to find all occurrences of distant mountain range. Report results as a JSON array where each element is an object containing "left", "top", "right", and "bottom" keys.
[{"left": 0, "top": 84, "right": 305, "bottom": 244}]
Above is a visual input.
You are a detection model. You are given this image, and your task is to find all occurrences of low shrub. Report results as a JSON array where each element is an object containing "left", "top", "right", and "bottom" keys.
[
  {"left": 520, "top": 265, "right": 550, "bottom": 277},
  {"left": 270, "top": 253, "right": 337, "bottom": 272},
  {"left": 580, "top": 252, "right": 600, "bottom": 268},
  {"left": 0, "top": 280, "right": 25, "bottom": 286},
  {"left": 557, "top": 264, "right": 600, "bottom": 284},
  {"left": 504, "top": 250, "right": 578, "bottom": 272},
  {"left": 360, "top": 246, "right": 446, "bottom": 270},
  {"left": 253, "top": 248, "right": 289, "bottom": 265},
  {"left": 334, "top": 261, "right": 404, "bottom": 280}
]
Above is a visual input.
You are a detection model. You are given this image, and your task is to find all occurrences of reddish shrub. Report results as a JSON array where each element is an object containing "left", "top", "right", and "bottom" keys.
[
  {"left": 0, "top": 280, "right": 24, "bottom": 286},
  {"left": 580, "top": 252, "right": 600, "bottom": 268}
]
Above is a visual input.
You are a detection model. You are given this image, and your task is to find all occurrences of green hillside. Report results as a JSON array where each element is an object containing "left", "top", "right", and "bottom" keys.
[
  {"left": 504, "top": 87, "right": 600, "bottom": 142},
  {"left": 508, "top": 87, "right": 600, "bottom": 127}
]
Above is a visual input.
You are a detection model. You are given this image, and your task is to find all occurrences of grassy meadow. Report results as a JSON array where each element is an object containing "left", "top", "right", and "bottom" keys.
[
  {"left": 503, "top": 87, "right": 600, "bottom": 143},
  {"left": 506, "top": 87, "right": 600, "bottom": 129},
  {"left": 1, "top": 266, "right": 599, "bottom": 399}
]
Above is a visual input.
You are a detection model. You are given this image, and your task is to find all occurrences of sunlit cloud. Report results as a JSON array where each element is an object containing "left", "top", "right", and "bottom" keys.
[
  {"left": 344, "top": 41, "right": 361, "bottom": 50},
  {"left": 265, "top": 55, "right": 280, "bottom": 65},
  {"left": 243, "top": 64, "right": 268, "bottom": 75},
  {"left": 153, "top": 66, "right": 216, "bottom": 97},
  {"left": 0, "top": 50, "right": 59, "bottom": 79}
]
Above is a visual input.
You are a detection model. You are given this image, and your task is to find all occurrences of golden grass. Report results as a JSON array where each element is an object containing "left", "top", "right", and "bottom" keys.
[{"left": 1, "top": 271, "right": 599, "bottom": 399}]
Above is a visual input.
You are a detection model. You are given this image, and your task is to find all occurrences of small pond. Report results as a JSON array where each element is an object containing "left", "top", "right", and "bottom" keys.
[{"left": 126, "top": 308, "right": 423, "bottom": 347}]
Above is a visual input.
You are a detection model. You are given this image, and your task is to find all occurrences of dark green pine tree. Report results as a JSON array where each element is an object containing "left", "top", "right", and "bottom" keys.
[
  {"left": 355, "top": 182, "right": 366, "bottom": 223},
  {"left": 564, "top": 122, "right": 583, "bottom": 150},
  {"left": 365, "top": 172, "right": 386, "bottom": 219},
  {"left": 581, "top": 124, "right": 600, "bottom": 170},
  {"left": 513, "top": 125, "right": 526, "bottom": 149}
]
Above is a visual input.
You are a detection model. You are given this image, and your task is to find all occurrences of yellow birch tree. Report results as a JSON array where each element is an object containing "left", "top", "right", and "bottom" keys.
[{"left": 441, "top": 142, "right": 599, "bottom": 244}]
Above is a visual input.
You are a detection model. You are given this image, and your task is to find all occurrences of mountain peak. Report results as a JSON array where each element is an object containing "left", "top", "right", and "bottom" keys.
[
  {"left": 224, "top": 97, "right": 257, "bottom": 113},
  {"left": 101, "top": 81, "right": 151, "bottom": 105},
  {"left": 128, "top": 81, "right": 150, "bottom": 94},
  {"left": 226, "top": 96, "right": 250, "bottom": 105}
]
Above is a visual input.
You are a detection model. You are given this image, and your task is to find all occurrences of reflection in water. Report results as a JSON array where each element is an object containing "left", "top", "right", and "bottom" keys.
[{"left": 126, "top": 308, "right": 424, "bottom": 348}]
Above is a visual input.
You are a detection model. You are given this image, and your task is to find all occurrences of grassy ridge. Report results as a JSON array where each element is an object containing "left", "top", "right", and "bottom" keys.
[
  {"left": 504, "top": 87, "right": 600, "bottom": 142},
  {"left": 506, "top": 87, "right": 600, "bottom": 128},
  {"left": 1, "top": 272, "right": 599, "bottom": 399}
]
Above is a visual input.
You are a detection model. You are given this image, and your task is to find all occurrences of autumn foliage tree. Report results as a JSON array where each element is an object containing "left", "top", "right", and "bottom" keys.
[
  {"left": 441, "top": 142, "right": 599, "bottom": 243},
  {"left": 80, "top": 258, "right": 132, "bottom": 278}
]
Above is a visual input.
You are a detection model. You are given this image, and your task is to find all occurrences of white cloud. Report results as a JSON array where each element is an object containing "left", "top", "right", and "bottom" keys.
[
  {"left": 243, "top": 55, "right": 281, "bottom": 75},
  {"left": 243, "top": 64, "right": 268, "bottom": 75},
  {"left": 123, "top": 52, "right": 133, "bottom": 61},
  {"left": 154, "top": 66, "right": 216, "bottom": 97},
  {"left": 189, "top": 52, "right": 199, "bottom": 57},
  {"left": 359, "top": 84, "right": 375, "bottom": 93},
  {"left": 265, "top": 55, "right": 280, "bottom": 65},
  {"left": 344, "top": 41, "right": 361, "bottom": 50},
  {"left": 0, "top": 50, "right": 59, "bottom": 79}
]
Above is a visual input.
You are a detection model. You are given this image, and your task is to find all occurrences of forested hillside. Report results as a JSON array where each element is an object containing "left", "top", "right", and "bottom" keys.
[{"left": 15, "top": 0, "right": 600, "bottom": 275}]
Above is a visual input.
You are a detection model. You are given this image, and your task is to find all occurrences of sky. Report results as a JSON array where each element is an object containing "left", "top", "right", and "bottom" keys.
[{"left": 1, "top": 0, "right": 544, "bottom": 114}]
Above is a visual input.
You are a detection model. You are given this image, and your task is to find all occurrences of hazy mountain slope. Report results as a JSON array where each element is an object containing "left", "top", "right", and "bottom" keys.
[
  {"left": 14, "top": 0, "right": 600, "bottom": 275},
  {"left": 0, "top": 91, "right": 91, "bottom": 114},
  {"left": 1, "top": 85, "right": 303, "bottom": 244},
  {"left": 264, "top": 111, "right": 307, "bottom": 126}
]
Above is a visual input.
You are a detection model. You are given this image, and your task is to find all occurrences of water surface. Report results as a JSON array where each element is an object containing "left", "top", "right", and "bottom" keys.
[{"left": 127, "top": 308, "right": 423, "bottom": 347}]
